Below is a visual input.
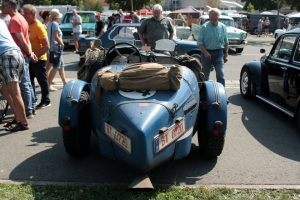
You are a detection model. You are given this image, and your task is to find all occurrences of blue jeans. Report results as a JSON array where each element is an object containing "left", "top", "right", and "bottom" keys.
[
  {"left": 201, "top": 50, "right": 225, "bottom": 86},
  {"left": 19, "top": 56, "right": 35, "bottom": 114}
]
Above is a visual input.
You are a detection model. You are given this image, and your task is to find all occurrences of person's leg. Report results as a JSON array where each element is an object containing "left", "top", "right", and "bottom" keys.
[
  {"left": 212, "top": 51, "right": 225, "bottom": 87},
  {"left": 74, "top": 34, "right": 79, "bottom": 51},
  {"left": 201, "top": 53, "right": 213, "bottom": 81},
  {"left": 29, "top": 61, "right": 37, "bottom": 103},
  {"left": 0, "top": 85, "right": 17, "bottom": 118},
  {"left": 46, "top": 53, "right": 52, "bottom": 78},
  {"left": 48, "top": 67, "right": 59, "bottom": 91},
  {"left": 6, "top": 81, "right": 28, "bottom": 124},
  {"left": 31, "top": 60, "right": 51, "bottom": 106},
  {"left": 59, "top": 66, "right": 67, "bottom": 86},
  {"left": 19, "top": 57, "right": 35, "bottom": 116}
]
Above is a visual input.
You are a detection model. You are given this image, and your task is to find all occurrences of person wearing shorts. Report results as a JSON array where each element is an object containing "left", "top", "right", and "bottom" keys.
[
  {"left": 47, "top": 9, "right": 67, "bottom": 91},
  {"left": 264, "top": 17, "right": 270, "bottom": 37},
  {"left": 0, "top": 18, "right": 29, "bottom": 131},
  {"left": 257, "top": 17, "right": 264, "bottom": 37},
  {"left": 70, "top": 10, "right": 82, "bottom": 52}
]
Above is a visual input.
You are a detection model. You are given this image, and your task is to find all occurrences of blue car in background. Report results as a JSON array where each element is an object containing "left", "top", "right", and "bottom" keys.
[{"left": 77, "top": 23, "right": 201, "bottom": 56}]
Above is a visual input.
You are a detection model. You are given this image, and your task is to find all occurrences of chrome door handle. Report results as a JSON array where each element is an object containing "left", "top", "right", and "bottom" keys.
[{"left": 280, "top": 67, "right": 287, "bottom": 70}]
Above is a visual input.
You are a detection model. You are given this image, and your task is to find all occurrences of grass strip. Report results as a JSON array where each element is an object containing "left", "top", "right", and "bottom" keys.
[{"left": 0, "top": 183, "right": 300, "bottom": 200}]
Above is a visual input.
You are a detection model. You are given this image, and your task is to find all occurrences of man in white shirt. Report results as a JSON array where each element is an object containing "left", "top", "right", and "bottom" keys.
[
  {"left": 0, "top": 12, "right": 11, "bottom": 27},
  {"left": 70, "top": 10, "right": 82, "bottom": 52}
]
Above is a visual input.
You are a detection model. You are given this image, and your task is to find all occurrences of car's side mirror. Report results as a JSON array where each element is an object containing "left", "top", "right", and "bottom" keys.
[{"left": 260, "top": 49, "right": 266, "bottom": 53}]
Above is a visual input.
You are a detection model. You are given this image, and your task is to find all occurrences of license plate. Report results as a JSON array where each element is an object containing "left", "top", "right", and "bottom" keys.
[
  {"left": 69, "top": 40, "right": 74, "bottom": 45},
  {"left": 104, "top": 123, "right": 132, "bottom": 154},
  {"left": 154, "top": 118, "right": 186, "bottom": 154}
]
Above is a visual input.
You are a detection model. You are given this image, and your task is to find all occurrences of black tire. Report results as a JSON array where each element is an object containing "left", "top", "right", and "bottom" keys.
[
  {"left": 197, "top": 88, "right": 225, "bottom": 157},
  {"left": 240, "top": 68, "right": 252, "bottom": 98},
  {"left": 0, "top": 94, "right": 8, "bottom": 124},
  {"left": 63, "top": 90, "right": 91, "bottom": 156},
  {"left": 236, "top": 48, "right": 243, "bottom": 53}
]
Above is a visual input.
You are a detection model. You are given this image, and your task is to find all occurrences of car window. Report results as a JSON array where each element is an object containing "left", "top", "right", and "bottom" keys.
[
  {"left": 204, "top": 18, "right": 234, "bottom": 27},
  {"left": 271, "top": 35, "right": 296, "bottom": 61},
  {"left": 62, "top": 13, "right": 96, "bottom": 23},
  {"left": 293, "top": 38, "right": 300, "bottom": 63},
  {"left": 109, "top": 26, "right": 139, "bottom": 40}
]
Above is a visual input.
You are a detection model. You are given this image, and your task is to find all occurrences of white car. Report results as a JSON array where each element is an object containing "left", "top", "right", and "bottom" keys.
[{"left": 274, "top": 23, "right": 300, "bottom": 39}]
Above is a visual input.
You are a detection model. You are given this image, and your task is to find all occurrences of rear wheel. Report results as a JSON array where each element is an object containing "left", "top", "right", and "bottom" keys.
[
  {"left": 240, "top": 68, "right": 252, "bottom": 98},
  {"left": 197, "top": 87, "right": 225, "bottom": 157},
  {"left": 63, "top": 90, "right": 91, "bottom": 156}
]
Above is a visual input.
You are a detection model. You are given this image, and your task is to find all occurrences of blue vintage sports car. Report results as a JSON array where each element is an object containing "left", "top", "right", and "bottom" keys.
[
  {"left": 77, "top": 23, "right": 201, "bottom": 56},
  {"left": 59, "top": 39, "right": 227, "bottom": 187}
]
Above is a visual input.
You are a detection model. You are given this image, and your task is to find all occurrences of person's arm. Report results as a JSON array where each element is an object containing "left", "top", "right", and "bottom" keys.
[
  {"left": 53, "top": 31, "right": 64, "bottom": 48},
  {"left": 197, "top": 26, "right": 211, "bottom": 61},
  {"left": 138, "top": 32, "right": 146, "bottom": 46},
  {"left": 34, "top": 38, "right": 50, "bottom": 58},
  {"left": 223, "top": 26, "right": 229, "bottom": 63},
  {"left": 169, "top": 32, "right": 174, "bottom": 40}
]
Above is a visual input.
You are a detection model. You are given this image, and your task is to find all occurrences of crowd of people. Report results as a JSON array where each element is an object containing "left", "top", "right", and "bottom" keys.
[
  {"left": 257, "top": 16, "right": 271, "bottom": 37},
  {"left": 0, "top": 0, "right": 67, "bottom": 131}
]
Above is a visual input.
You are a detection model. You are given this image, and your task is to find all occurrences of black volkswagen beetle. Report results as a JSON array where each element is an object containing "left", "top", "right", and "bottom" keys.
[{"left": 240, "top": 28, "right": 300, "bottom": 130}]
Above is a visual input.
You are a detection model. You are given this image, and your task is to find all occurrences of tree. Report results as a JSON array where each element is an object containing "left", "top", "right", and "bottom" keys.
[
  {"left": 106, "top": 0, "right": 162, "bottom": 11},
  {"left": 241, "top": 0, "right": 279, "bottom": 11},
  {"left": 246, "top": 3, "right": 255, "bottom": 13},
  {"left": 285, "top": 0, "right": 300, "bottom": 10},
  {"left": 91, "top": 1, "right": 104, "bottom": 12},
  {"left": 109, "top": 2, "right": 119, "bottom": 10},
  {"left": 205, "top": 0, "right": 220, "bottom": 8}
]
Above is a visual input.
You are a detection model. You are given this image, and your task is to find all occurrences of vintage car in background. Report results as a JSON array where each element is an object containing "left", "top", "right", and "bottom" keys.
[
  {"left": 240, "top": 29, "right": 300, "bottom": 130},
  {"left": 191, "top": 15, "right": 247, "bottom": 53},
  {"left": 77, "top": 23, "right": 202, "bottom": 56},
  {"left": 59, "top": 39, "right": 228, "bottom": 187},
  {"left": 274, "top": 23, "right": 300, "bottom": 40},
  {"left": 59, "top": 11, "right": 97, "bottom": 45}
]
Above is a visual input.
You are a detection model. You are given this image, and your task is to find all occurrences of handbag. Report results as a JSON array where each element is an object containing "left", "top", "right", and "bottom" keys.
[{"left": 49, "top": 23, "right": 62, "bottom": 65}]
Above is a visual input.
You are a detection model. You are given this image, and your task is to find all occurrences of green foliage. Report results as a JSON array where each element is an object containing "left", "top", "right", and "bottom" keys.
[
  {"left": 241, "top": 0, "right": 281, "bottom": 11},
  {"left": 106, "top": 0, "right": 162, "bottom": 11},
  {"left": 109, "top": 2, "right": 119, "bottom": 10},
  {"left": 285, "top": 0, "right": 300, "bottom": 10},
  {"left": 246, "top": 3, "right": 255, "bottom": 13},
  {"left": 1, "top": 183, "right": 300, "bottom": 200},
  {"left": 90, "top": 1, "right": 104, "bottom": 12}
]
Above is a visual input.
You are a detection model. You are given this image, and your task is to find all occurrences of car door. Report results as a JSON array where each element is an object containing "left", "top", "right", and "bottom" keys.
[{"left": 266, "top": 34, "right": 298, "bottom": 111}]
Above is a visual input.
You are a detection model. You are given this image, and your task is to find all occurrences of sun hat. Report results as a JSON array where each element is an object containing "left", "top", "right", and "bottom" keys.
[
  {"left": 95, "top": 12, "right": 101, "bottom": 17},
  {"left": 50, "top": 8, "right": 63, "bottom": 19}
]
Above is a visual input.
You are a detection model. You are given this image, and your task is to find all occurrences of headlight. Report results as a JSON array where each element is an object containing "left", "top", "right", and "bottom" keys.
[
  {"left": 89, "top": 31, "right": 95, "bottom": 36},
  {"left": 242, "top": 33, "right": 247, "bottom": 39}
]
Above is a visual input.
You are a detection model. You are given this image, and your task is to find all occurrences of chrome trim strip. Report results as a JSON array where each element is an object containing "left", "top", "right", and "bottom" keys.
[{"left": 256, "top": 95, "right": 294, "bottom": 117}]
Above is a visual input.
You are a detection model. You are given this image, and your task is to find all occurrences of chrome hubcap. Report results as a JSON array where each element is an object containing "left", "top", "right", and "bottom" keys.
[{"left": 241, "top": 72, "right": 249, "bottom": 94}]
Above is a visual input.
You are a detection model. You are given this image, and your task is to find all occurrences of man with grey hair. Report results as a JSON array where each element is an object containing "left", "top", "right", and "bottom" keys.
[
  {"left": 197, "top": 8, "right": 228, "bottom": 87},
  {"left": 23, "top": 4, "right": 51, "bottom": 109},
  {"left": 138, "top": 4, "right": 174, "bottom": 49},
  {"left": 70, "top": 10, "right": 82, "bottom": 53}
]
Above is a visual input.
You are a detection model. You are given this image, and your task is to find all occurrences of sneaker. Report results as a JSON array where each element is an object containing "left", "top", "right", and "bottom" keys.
[
  {"left": 49, "top": 86, "right": 58, "bottom": 91},
  {"left": 36, "top": 102, "right": 51, "bottom": 109},
  {"left": 32, "top": 109, "right": 37, "bottom": 115},
  {"left": 26, "top": 113, "right": 34, "bottom": 119},
  {"left": 74, "top": 50, "right": 78, "bottom": 53}
]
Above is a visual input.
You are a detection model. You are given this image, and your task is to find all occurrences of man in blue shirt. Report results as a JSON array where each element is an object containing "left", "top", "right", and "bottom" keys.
[{"left": 197, "top": 8, "right": 228, "bottom": 86}]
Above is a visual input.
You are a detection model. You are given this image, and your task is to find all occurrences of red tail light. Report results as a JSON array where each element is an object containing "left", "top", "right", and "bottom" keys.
[{"left": 214, "top": 121, "right": 223, "bottom": 135}]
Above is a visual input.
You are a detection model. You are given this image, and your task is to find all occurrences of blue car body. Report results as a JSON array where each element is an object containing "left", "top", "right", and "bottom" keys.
[{"left": 59, "top": 46, "right": 227, "bottom": 173}]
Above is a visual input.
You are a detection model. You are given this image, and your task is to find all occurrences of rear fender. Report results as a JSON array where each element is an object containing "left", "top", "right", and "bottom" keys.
[
  {"left": 241, "top": 61, "right": 265, "bottom": 95},
  {"left": 201, "top": 81, "right": 227, "bottom": 133},
  {"left": 58, "top": 80, "right": 89, "bottom": 128}
]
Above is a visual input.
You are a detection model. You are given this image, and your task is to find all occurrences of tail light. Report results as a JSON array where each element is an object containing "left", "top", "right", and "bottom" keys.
[
  {"left": 61, "top": 116, "right": 70, "bottom": 131},
  {"left": 213, "top": 121, "right": 223, "bottom": 135}
]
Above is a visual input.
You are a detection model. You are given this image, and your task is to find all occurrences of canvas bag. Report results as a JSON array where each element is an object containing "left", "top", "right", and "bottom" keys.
[
  {"left": 97, "top": 63, "right": 183, "bottom": 91},
  {"left": 49, "top": 23, "right": 62, "bottom": 65}
]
